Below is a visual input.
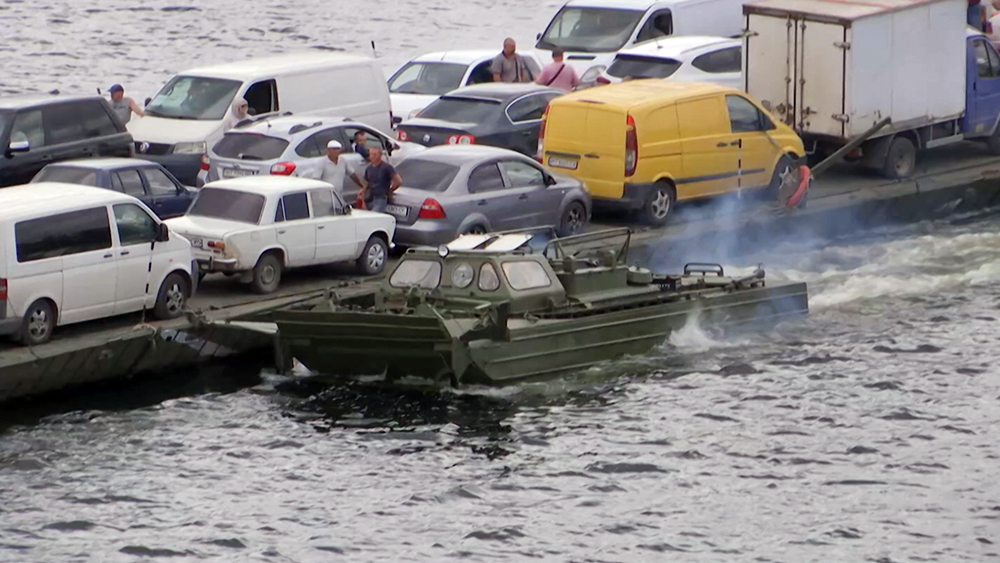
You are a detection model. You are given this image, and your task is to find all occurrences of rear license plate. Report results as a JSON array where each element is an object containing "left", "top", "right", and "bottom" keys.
[
  {"left": 548, "top": 156, "right": 579, "bottom": 170},
  {"left": 385, "top": 204, "right": 407, "bottom": 216},
  {"left": 223, "top": 168, "right": 258, "bottom": 178},
  {"left": 189, "top": 237, "right": 203, "bottom": 248}
]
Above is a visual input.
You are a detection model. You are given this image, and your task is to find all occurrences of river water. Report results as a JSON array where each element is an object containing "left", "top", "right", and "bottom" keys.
[{"left": 2, "top": 1, "right": 1000, "bottom": 562}]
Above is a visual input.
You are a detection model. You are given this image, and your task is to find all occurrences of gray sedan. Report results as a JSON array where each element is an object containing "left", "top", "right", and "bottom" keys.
[{"left": 386, "top": 145, "right": 591, "bottom": 247}]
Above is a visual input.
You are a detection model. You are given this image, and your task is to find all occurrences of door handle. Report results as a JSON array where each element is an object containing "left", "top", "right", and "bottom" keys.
[
  {"left": 518, "top": 194, "right": 529, "bottom": 200},
  {"left": 477, "top": 200, "right": 487, "bottom": 206},
  {"left": 730, "top": 140, "right": 742, "bottom": 147},
  {"left": 103, "top": 253, "right": 113, "bottom": 259},
  {"left": 120, "top": 251, "right": 130, "bottom": 256},
  {"left": 278, "top": 230, "right": 287, "bottom": 234},
  {"left": 584, "top": 153, "right": 600, "bottom": 158},
  {"left": 317, "top": 226, "right": 325, "bottom": 230},
  {"left": 716, "top": 142, "right": 729, "bottom": 148}
]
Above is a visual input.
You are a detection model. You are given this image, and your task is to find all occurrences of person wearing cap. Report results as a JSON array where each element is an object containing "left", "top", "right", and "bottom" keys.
[
  {"left": 107, "top": 84, "right": 144, "bottom": 125},
  {"left": 535, "top": 48, "right": 580, "bottom": 91},
  {"left": 311, "top": 140, "right": 366, "bottom": 200}
]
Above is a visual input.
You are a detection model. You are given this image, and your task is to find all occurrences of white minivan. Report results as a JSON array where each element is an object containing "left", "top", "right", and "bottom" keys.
[
  {"left": 0, "top": 183, "right": 195, "bottom": 346},
  {"left": 127, "top": 52, "right": 393, "bottom": 187},
  {"left": 535, "top": 0, "right": 745, "bottom": 82}
]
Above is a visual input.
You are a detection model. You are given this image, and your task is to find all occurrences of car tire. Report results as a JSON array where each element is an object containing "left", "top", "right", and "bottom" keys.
[
  {"left": 153, "top": 273, "right": 189, "bottom": 320},
  {"left": 641, "top": 182, "right": 676, "bottom": 226},
  {"left": 251, "top": 253, "right": 283, "bottom": 294},
  {"left": 14, "top": 299, "right": 55, "bottom": 346},
  {"left": 356, "top": 236, "right": 388, "bottom": 276},
  {"left": 882, "top": 136, "right": 916, "bottom": 179},
  {"left": 557, "top": 201, "right": 587, "bottom": 237},
  {"left": 465, "top": 224, "right": 488, "bottom": 235},
  {"left": 767, "top": 154, "right": 795, "bottom": 201}
]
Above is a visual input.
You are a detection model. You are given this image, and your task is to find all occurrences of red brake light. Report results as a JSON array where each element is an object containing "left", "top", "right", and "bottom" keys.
[
  {"left": 0, "top": 278, "right": 7, "bottom": 301},
  {"left": 596, "top": 76, "right": 611, "bottom": 85},
  {"left": 270, "top": 162, "right": 296, "bottom": 175},
  {"left": 418, "top": 198, "right": 446, "bottom": 219},
  {"left": 446, "top": 134, "right": 475, "bottom": 145},
  {"left": 200, "top": 154, "right": 210, "bottom": 171},
  {"left": 397, "top": 129, "right": 409, "bottom": 142},
  {"left": 625, "top": 115, "right": 637, "bottom": 177}
]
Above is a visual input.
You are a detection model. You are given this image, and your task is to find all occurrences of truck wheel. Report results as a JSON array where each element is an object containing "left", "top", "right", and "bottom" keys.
[
  {"left": 251, "top": 253, "right": 282, "bottom": 294},
  {"left": 882, "top": 137, "right": 916, "bottom": 179},
  {"left": 557, "top": 201, "right": 587, "bottom": 237},
  {"left": 153, "top": 273, "right": 189, "bottom": 320},
  {"left": 356, "top": 236, "right": 388, "bottom": 276},
  {"left": 13, "top": 299, "right": 54, "bottom": 346},
  {"left": 641, "top": 182, "right": 676, "bottom": 226}
]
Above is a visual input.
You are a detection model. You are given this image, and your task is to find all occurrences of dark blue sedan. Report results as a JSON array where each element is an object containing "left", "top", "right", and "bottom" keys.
[{"left": 30, "top": 158, "right": 196, "bottom": 219}]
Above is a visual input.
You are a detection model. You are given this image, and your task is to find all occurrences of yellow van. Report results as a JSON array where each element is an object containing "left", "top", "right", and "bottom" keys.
[{"left": 539, "top": 81, "right": 804, "bottom": 225}]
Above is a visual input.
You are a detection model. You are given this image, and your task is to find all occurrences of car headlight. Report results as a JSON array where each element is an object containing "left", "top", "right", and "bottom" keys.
[
  {"left": 580, "top": 65, "right": 607, "bottom": 84},
  {"left": 173, "top": 141, "right": 207, "bottom": 155}
]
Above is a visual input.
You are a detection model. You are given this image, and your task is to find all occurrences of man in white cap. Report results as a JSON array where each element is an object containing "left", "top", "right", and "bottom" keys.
[{"left": 311, "top": 139, "right": 366, "bottom": 199}]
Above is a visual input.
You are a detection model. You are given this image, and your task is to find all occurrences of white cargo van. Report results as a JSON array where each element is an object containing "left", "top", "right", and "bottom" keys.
[
  {"left": 127, "top": 52, "right": 393, "bottom": 186},
  {"left": 536, "top": 0, "right": 745, "bottom": 82},
  {"left": 0, "top": 183, "right": 195, "bottom": 346}
]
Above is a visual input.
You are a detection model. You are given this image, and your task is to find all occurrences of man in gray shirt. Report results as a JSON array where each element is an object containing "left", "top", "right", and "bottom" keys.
[{"left": 491, "top": 38, "right": 536, "bottom": 83}]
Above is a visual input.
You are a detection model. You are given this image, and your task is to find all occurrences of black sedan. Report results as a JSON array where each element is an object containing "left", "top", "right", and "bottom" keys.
[{"left": 396, "top": 83, "right": 564, "bottom": 157}]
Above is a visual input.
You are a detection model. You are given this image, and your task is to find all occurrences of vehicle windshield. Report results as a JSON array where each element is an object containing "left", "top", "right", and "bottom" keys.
[
  {"left": 389, "top": 62, "right": 468, "bottom": 95},
  {"left": 31, "top": 166, "right": 99, "bottom": 187},
  {"left": 537, "top": 7, "right": 645, "bottom": 53},
  {"left": 213, "top": 133, "right": 289, "bottom": 161},
  {"left": 417, "top": 97, "right": 500, "bottom": 123},
  {"left": 145, "top": 75, "right": 242, "bottom": 121},
  {"left": 394, "top": 159, "right": 461, "bottom": 192},
  {"left": 389, "top": 259, "right": 442, "bottom": 288},
  {"left": 607, "top": 54, "right": 682, "bottom": 79},
  {"left": 188, "top": 187, "right": 265, "bottom": 223}
]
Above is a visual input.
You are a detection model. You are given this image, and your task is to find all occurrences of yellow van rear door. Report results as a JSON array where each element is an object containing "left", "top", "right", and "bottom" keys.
[
  {"left": 544, "top": 102, "right": 625, "bottom": 200},
  {"left": 675, "top": 96, "right": 740, "bottom": 199}
]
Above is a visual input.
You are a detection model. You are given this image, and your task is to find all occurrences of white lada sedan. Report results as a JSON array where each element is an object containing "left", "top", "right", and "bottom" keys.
[{"left": 166, "top": 176, "right": 396, "bottom": 294}]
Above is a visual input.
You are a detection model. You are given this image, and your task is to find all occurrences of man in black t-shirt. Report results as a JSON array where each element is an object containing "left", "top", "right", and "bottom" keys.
[{"left": 362, "top": 147, "right": 402, "bottom": 213}]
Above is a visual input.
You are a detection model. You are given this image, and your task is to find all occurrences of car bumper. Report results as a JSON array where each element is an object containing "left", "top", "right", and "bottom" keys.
[
  {"left": 591, "top": 183, "right": 650, "bottom": 212},
  {"left": 392, "top": 221, "right": 456, "bottom": 247},
  {"left": 0, "top": 316, "right": 21, "bottom": 337},
  {"left": 141, "top": 153, "right": 202, "bottom": 186}
]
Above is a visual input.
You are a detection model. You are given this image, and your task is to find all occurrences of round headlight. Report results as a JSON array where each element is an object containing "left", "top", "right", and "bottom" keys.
[
  {"left": 437, "top": 245, "right": 450, "bottom": 258},
  {"left": 451, "top": 262, "right": 474, "bottom": 288}
]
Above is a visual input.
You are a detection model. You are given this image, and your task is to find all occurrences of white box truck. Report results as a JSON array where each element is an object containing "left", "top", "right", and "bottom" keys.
[{"left": 743, "top": 0, "right": 1000, "bottom": 178}]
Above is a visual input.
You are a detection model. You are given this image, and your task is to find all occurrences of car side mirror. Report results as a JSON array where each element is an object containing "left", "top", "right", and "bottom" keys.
[
  {"left": 144, "top": 97, "right": 151, "bottom": 107},
  {"left": 155, "top": 223, "right": 170, "bottom": 242},
  {"left": 544, "top": 175, "right": 557, "bottom": 187},
  {"left": 7, "top": 139, "right": 29, "bottom": 154},
  {"left": 536, "top": 33, "right": 541, "bottom": 40}
]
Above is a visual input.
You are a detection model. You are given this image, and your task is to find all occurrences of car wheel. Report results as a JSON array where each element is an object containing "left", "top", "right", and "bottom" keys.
[
  {"left": 882, "top": 136, "right": 916, "bottom": 179},
  {"left": 768, "top": 154, "right": 795, "bottom": 201},
  {"left": 557, "top": 201, "right": 587, "bottom": 237},
  {"left": 642, "top": 182, "right": 675, "bottom": 226},
  {"left": 153, "top": 273, "right": 189, "bottom": 320},
  {"left": 14, "top": 299, "right": 55, "bottom": 346},
  {"left": 251, "top": 253, "right": 283, "bottom": 294},
  {"left": 356, "top": 236, "right": 388, "bottom": 276},
  {"left": 466, "top": 224, "right": 488, "bottom": 235}
]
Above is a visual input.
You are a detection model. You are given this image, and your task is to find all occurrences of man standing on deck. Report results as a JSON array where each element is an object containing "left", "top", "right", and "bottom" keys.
[
  {"left": 492, "top": 38, "right": 535, "bottom": 83},
  {"left": 107, "top": 84, "right": 144, "bottom": 125},
  {"left": 361, "top": 147, "right": 401, "bottom": 214},
  {"left": 535, "top": 48, "right": 580, "bottom": 91},
  {"left": 312, "top": 140, "right": 366, "bottom": 199}
]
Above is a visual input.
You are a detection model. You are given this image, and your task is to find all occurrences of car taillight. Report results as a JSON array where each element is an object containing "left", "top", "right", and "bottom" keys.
[
  {"left": 0, "top": 278, "right": 7, "bottom": 301},
  {"left": 625, "top": 115, "right": 637, "bottom": 177},
  {"left": 397, "top": 129, "right": 409, "bottom": 142},
  {"left": 200, "top": 154, "right": 210, "bottom": 171},
  {"left": 596, "top": 76, "right": 611, "bottom": 85},
  {"left": 418, "top": 198, "right": 446, "bottom": 219},
  {"left": 207, "top": 240, "right": 226, "bottom": 251},
  {"left": 537, "top": 104, "right": 549, "bottom": 162},
  {"left": 446, "top": 135, "right": 475, "bottom": 145},
  {"left": 270, "top": 162, "right": 296, "bottom": 175}
]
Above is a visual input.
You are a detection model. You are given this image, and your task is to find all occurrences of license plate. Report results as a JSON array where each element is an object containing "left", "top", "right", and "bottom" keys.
[
  {"left": 189, "top": 237, "right": 203, "bottom": 248},
  {"left": 385, "top": 204, "right": 407, "bottom": 216},
  {"left": 548, "top": 156, "right": 578, "bottom": 170},
  {"left": 223, "top": 167, "right": 258, "bottom": 178}
]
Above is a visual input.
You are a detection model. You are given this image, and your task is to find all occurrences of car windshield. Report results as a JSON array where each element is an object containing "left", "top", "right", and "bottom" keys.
[
  {"left": 417, "top": 97, "right": 500, "bottom": 123},
  {"left": 213, "top": 133, "right": 289, "bottom": 161},
  {"left": 389, "top": 259, "right": 442, "bottom": 289},
  {"left": 394, "top": 159, "right": 461, "bottom": 192},
  {"left": 537, "top": 7, "right": 645, "bottom": 53},
  {"left": 607, "top": 54, "right": 682, "bottom": 79},
  {"left": 188, "top": 187, "right": 265, "bottom": 223},
  {"left": 31, "top": 166, "right": 99, "bottom": 187},
  {"left": 389, "top": 62, "right": 468, "bottom": 95},
  {"left": 145, "top": 75, "right": 242, "bottom": 121}
]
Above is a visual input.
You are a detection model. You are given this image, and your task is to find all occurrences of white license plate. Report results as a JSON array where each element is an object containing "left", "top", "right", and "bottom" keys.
[
  {"left": 548, "top": 156, "right": 579, "bottom": 170},
  {"left": 189, "top": 237, "right": 203, "bottom": 248},
  {"left": 223, "top": 168, "right": 258, "bottom": 178},
  {"left": 385, "top": 204, "right": 407, "bottom": 216}
]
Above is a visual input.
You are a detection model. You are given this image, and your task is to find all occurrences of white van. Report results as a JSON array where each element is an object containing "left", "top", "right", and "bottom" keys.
[
  {"left": 0, "top": 183, "right": 195, "bottom": 346},
  {"left": 127, "top": 52, "right": 393, "bottom": 186},
  {"left": 535, "top": 0, "right": 744, "bottom": 81}
]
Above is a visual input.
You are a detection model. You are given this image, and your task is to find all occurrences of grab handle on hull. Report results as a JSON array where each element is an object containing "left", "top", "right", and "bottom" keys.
[{"left": 684, "top": 262, "right": 724, "bottom": 277}]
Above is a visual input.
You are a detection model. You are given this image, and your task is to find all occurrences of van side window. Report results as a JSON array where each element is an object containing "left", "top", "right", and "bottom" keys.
[
  {"left": 15, "top": 207, "right": 112, "bottom": 263},
  {"left": 726, "top": 95, "right": 767, "bottom": 133},
  {"left": 116, "top": 169, "right": 146, "bottom": 197},
  {"left": 113, "top": 203, "right": 159, "bottom": 246},
  {"left": 244, "top": 79, "right": 278, "bottom": 116},
  {"left": 282, "top": 192, "right": 310, "bottom": 220},
  {"left": 11, "top": 109, "right": 45, "bottom": 148},
  {"left": 692, "top": 47, "right": 742, "bottom": 74},
  {"left": 81, "top": 101, "right": 121, "bottom": 136},
  {"left": 44, "top": 103, "right": 89, "bottom": 145},
  {"left": 635, "top": 11, "right": 673, "bottom": 43},
  {"left": 468, "top": 163, "right": 506, "bottom": 193}
]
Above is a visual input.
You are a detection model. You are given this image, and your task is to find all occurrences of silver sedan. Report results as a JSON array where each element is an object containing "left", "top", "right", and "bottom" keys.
[{"left": 386, "top": 145, "right": 591, "bottom": 247}]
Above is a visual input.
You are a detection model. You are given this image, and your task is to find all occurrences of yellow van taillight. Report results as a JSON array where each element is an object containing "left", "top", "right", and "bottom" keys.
[{"left": 625, "top": 115, "right": 637, "bottom": 177}]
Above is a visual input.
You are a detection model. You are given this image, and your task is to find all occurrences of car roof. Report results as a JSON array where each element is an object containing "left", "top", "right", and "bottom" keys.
[
  {"left": 444, "top": 83, "right": 562, "bottom": 102},
  {"left": 203, "top": 176, "right": 334, "bottom": 195},
  {"left": 230, "top": 114, "right": 363, "bottom": 138},
  {"left": 46, "top": 157, "right": 161, "bottom": 170},
  {"left": 411, "top": 50, "right": 504, "bottom": 64},
  {"left": 0, "top": 94, "right": 106, "bottom": 110},
  {"left": 557, "top": 80, "right": 734, "bottom": 108},
  {"left": 182, "top": 52, "right": 373, "bottom": 80},
  {"left": 564, "top": 0, "right": 660, "bottom": 9},
  {"left": 0, "top": 183, "right": 136, "bottom": 218},
  {"left": 404, "top": 145, "right": 531, "bottom": 163},
  {"left": 618, "top": 36, "right": 740, "bottom": 58}
]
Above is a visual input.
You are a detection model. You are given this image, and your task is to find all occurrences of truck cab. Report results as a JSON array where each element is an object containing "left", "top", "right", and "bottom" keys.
[{"left": 962, "top": 31, "right": 1000, "bottom": 140}]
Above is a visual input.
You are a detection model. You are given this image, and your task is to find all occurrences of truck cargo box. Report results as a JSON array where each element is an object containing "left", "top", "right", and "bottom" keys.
[{"left": 743, "top": 0, "right": 966, "bottom": 141}]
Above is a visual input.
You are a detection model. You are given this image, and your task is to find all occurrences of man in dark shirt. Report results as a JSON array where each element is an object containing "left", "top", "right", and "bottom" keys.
[
  {"left": 353, "top": 131, "right": 370, "bottom": 162},
  {"left": 362, "top": 147, "right": 401, "bottom": 213}
]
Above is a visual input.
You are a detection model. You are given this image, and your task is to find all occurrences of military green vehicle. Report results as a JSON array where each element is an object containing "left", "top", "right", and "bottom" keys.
[{"left": 273, "top": 228, "right": 809, "bottom": 386}]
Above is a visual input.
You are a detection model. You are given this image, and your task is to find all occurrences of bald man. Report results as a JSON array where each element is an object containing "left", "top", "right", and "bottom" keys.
[{"left": 491, "top": 38, "right": 535, "bottom": 83}]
